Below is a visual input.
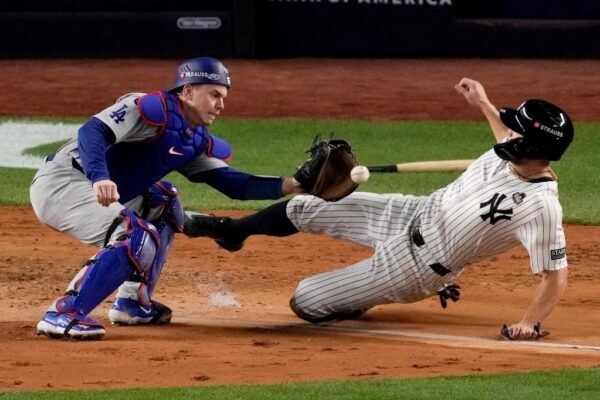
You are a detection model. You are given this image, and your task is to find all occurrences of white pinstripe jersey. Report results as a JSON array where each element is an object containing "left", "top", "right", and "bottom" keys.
[{"left": 418, "top": 149, "right": 567, "bottom": 274}]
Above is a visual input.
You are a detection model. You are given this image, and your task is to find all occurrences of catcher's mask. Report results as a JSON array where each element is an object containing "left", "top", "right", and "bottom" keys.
[
  {"left": 168, "top": 57, "right": 231, "bottom": 92},
  {"left": 494, "top": 99, "right": 574, "bottom": 161}
]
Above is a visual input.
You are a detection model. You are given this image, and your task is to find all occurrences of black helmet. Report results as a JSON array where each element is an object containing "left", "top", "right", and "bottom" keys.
[{"left": 494, "top": 99, "right": 574, "bottom": 161}]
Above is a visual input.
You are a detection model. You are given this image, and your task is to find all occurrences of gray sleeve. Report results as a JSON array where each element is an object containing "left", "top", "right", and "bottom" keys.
[
  {"left": 177, "top": 154, "right": 229, "bottom": 179},
  {"left": 93, "top": 93, "right": 159, "bottom": 143}
]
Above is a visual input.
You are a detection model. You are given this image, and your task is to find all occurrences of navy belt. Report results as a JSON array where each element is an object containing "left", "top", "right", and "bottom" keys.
[
  {"left": 411, "top": 222, "right": 425, "bottom": 247},
  {"left": 46, "top": 153, "right": 84, "bottom": 174},
  {"left": 411, "top": 219, "right": 451, "bottom": 277}
]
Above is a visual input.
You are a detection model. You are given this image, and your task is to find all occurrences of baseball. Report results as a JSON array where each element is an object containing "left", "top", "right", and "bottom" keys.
[{"left": 350, "top": 166, "right": 370, "bottom": 183}]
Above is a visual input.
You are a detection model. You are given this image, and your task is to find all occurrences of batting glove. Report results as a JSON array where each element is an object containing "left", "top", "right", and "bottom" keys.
[{"left": 436, "top": 283, "right": 461, "bottom": 309}]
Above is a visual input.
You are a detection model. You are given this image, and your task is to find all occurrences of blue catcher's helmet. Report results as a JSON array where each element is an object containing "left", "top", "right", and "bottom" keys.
[{"left": 168, "top": 57, "right": 231, "bottom": 92}]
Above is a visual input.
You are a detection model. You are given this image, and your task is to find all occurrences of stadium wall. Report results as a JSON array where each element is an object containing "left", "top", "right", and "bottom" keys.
[{"left": 1, "top": 0, "right": 599, "bottom": 58}]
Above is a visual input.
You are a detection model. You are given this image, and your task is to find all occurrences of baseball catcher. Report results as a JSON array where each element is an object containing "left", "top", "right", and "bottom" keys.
[
  {"left": 293, "top": 134, "right": 359, "bottom": 201},
  {"left": 31, "top": 57, "right": 304, "bottom": 340}
]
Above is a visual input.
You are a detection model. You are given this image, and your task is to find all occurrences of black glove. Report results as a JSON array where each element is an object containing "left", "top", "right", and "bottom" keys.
[
  {"left": 436, "top": 283, "right": 461, "bottom": 309},
  {"left": 294, "top": 134, "right": 359, "bottom": 202}
]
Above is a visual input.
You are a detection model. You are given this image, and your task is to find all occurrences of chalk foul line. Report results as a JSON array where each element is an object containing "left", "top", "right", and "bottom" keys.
[{"left": 198, "top": 317, "right": 600, "bottom": 353}]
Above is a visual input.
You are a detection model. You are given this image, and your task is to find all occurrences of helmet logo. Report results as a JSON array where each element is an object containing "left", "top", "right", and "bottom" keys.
[
  {"left": 536, "top": 121, "right": 564, "bottom": 137},
  {"left": 182, "top": 71, "right": 220, "bottom": 80}
]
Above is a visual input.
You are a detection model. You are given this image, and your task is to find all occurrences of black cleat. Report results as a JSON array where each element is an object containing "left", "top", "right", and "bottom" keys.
[{"left": 183, "top": 213, "right": 245, "bottom": 252}]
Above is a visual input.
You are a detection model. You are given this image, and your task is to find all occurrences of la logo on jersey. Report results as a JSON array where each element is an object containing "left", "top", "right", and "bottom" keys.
[
  {"left": 480, "top": 193, "right": 513, "bottom": 225},
  {"left": 109, "top": 104, "right": 128, "bottom": 124}
]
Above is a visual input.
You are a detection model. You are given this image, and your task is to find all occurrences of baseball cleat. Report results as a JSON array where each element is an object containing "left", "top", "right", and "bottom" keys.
[
  {"left": 183, "top": 213, "right": 245, "bottom": 252},
  {"left": 108, "top": 298, "right": 172, "bottom": 325},
  {"left": 37, "top": 311, "right": 105, "bottom": 340}
]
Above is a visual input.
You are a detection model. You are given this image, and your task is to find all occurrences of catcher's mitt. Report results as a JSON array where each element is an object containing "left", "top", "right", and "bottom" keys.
[{"left": 294, "top": 135, "right": 359, "bottom": 201}]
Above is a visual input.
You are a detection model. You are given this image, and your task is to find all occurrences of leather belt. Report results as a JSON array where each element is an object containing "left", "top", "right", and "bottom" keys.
[
  {"left": 46, "top": 152, "right": 84, "bottom": 174},
  {"left": 411, "top": 218, "right": 451, "bottom": 277},
  {"left": 411, "top": 221, "right": 425, "bottom": 247}
]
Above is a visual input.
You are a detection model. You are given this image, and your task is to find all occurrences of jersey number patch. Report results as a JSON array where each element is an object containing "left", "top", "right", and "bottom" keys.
[
  {"left": 480, "top": 193, "right": 513, "bottom": 225},
  {"left": 109, "top": 104, "right": 128, "bottom": 124}
]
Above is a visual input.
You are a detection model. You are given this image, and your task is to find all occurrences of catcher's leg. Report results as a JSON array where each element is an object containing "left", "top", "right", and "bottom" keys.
[
  {"left": 184, "top": 199, "right": 298, "bottom": 251},
  {"left": 37, "top": 209, "right": 160, "bottom": 340},
  {"left": 109, "top": 182, "right": 183, "bottom": 326}
]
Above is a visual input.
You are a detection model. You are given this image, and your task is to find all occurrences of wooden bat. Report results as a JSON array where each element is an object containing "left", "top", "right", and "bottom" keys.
[{"left": 367, "top": 159, "right": 475, "bottom": 173}]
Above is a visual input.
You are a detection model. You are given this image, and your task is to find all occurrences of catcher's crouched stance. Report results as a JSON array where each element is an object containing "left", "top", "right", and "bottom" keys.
[
  {"left": 186, "top": 79, "right": 574, "bottom": 341},
  {"left": 31, "top": 57, "right": 305, "bottom": 340}
]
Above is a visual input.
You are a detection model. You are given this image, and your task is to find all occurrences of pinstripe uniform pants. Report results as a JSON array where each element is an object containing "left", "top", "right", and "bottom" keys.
[{"left": 286, "top": 192, "right": 455, "bottom": 320}]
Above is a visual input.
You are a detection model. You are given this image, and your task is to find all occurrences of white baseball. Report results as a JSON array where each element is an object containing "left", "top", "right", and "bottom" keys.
[{"left": 350, "top": 166, "right": 370, "bottom": 183}]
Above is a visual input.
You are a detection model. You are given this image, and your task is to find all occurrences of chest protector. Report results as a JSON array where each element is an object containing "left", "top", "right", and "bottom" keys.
[{"left": 105, "top": 91, "right": 232, "bottom": 203}]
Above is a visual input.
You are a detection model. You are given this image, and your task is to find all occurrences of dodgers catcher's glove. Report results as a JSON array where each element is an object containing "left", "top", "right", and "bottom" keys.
[{"left": 294, "top": 134, "right": 359, "bottom": 201}]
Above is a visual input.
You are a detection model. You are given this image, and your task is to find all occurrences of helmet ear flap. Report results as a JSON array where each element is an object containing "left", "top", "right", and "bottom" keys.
[
  {"left": 494, "top": 138, "right": 525, "bottom": 161},
  {"left": 494, "top": 138, "right": 558, "bottom": 161}
]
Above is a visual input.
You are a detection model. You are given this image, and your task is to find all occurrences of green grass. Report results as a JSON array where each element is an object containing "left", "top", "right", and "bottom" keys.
[
  {"left": 3, "top": 117, "right": 599, "bottom": 223},
  {"left": 4, "top": 368, "right": 600, "bottom": 399}
]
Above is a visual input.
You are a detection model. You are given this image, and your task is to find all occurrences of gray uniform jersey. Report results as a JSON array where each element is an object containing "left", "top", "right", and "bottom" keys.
[
  {"left": 287, "top": 149, "right": 567, "bottom": 318},
  {"left": 30, "top": 92, "right": 226, "bottom": 247}
]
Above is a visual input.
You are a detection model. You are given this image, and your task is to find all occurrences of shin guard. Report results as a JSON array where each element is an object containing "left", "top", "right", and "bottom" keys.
[
  {"left": 116, "top": 181, "right": 181, "bottom": 302},
  {"left": 51, "top": 209, "right": 159, "bottom": 315}
]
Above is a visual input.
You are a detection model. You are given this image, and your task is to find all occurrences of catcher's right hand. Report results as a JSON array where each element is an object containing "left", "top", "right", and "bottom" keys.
[{"left": 293, "top": 134, "right": 359, "bottom": 202}]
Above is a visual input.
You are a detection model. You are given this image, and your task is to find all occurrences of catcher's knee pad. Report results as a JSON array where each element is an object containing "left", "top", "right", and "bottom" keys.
[
  {"left": 115, "top": 206, "right": 177, "bottom": 301},
  {"left": 61, "top": 209, "right": 160, "bottom": 315},
  {"left": 142, "top": 181, "right": 184, "bottom": 232},
  {"left": 113, "top": 221, "right": 175, "bottom": 303}
]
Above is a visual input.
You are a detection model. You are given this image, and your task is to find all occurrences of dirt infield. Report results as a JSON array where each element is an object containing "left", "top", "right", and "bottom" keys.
[{"left": 1, "top": 59, "right": 600, "bottom": 391}]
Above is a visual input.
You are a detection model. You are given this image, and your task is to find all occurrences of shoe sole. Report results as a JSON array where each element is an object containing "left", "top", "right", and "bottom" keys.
[
  {"left": 36, "top": 320, "right": 105, "bottom": 340},
  {"left": 108, "top": 309, "right": 172, "bottom": 326},
  {"left": 216, "top": 239, "right": 244, "bottom": 252}
]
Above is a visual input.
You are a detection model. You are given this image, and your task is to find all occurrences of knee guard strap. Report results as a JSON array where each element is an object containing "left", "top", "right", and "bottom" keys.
[{"left": 142, "top": 181, "right": 184, "bottom": 232}]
